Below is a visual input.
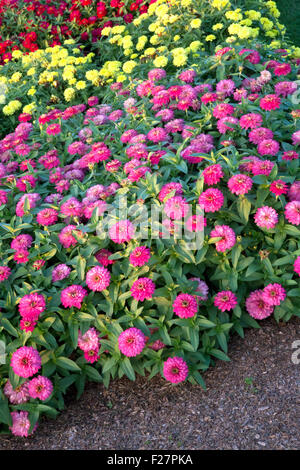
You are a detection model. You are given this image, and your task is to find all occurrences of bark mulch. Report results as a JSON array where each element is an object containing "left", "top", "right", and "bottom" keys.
[{"left": 0, "top": 317, "right": 299, "bottom": 450}]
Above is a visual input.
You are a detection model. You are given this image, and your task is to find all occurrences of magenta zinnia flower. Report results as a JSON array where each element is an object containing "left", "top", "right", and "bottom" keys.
[
  {"left": 95, "top": 249, "right": 115, "bottom": 267},
  {"left": 173, "top": 293, "right": 198, "bottom": 318},
  {"left": 260, "top": 94, "right": 281, "bottom": 111},
  {"left": 163, "top": 356, "right": 188, "bottom": 384},
  {"left": 262, "top": 283, "right": 286, "bottom": 306},
  {"left": 245, "top": 290, "right": 274, "bottom": 320},
  {"left": 86, "top": 266, "right": 111, "bottom": 292},
  {"left": 61, "top": 285, "right": 87, "bottom": 309},
  {"left": 202, "top": 164, "right": 224, "bottom": 186},
  {"left": 11, "top": 346, "right": 41, "bottom": 378},
  {"left": 198, "top": 188, "right": 224, "bottom": 213},
  {"left": 36, "top": 208, "right": 58, "bottom": 226},
  {"left": 228, "top": 174, "right": 253, "bottom": 195},
  {"left": 131, "top": 278, "right": 155, "bottom": 301},
  {"left": 18, "top": 293, "right": 46, "bottom": 320},
  {"left": 0, "top": 265, "right": 11, "bottom": 282},
  {"left": 254, "top": 206, "right": 278, "bottom": 229},
  {"left": 118, "top": 327, "right": 146, "bottom": 357},
  {"left": 294, "top": 256, "right": 300, "bottom": 276},
  {"left": 129, "top": 246, "right": 151, "bottom": 267},
  {"left": 28, "top": 376, "right": 53, "bottom": 401},
  {"left": 210, "top": 225, "right": 236, "bottom": 252},
  {"left": 214, "top": 290, "right": 237, "bottom": 312}
]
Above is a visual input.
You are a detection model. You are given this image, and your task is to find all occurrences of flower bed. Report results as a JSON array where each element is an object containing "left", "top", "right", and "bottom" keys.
[{"left": 0, "top": 0, "right": 299, "bottom": 438}]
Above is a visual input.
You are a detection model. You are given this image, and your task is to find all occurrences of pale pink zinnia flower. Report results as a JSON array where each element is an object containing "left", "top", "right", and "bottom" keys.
[
  {"left": 210, "top": 225, "right": 236, "bottom": 252},
  {"left": 78, "top": 327, "right": 99, "bottom": 352},
  {"left": 164, "top": 196, "right": 189, "bottom": 220},
  {"left": 118, "top": 327, "right": 146, "bottom": 357},
  {"left": 52, "top": 264, "right": 71, "bottom": 282},
  {"left": 173, "top": 293, "right": 198, "bottom": 318},
  {"left": 285, "top": 201, "right": 300, "bottom": 225},
  {"left": 131, "top": 277, "right": 155, "bottom": 301},
  {"left": 262, "top": 283, "right": 286, "bottom": 306},
  {"left": 214, "top": 290, "right": 237, "bottom": 312},
  {"left": 190, "top": 278, "right": 209, "bottom": 302},
  {"left": 4, "top": 380, "right": 29, "bottom": 404},
  {"left": 109, "top": 220, "right": 136, "bottom": 243},
  {"left": 28, "top": 376, "right": 53, "bottom": 401},
  {"left": 254, "top": 206, "right": 278, "bottom": 229},
  {"left": 86, "top": 266, "right": 111, "bottom": 291},
  {"left": 11, "top": 346, "right": 41, "bottom": 378},
  {"left": 10, "top": 411, "right": 36, "bottom": 437},
  {"left": 245, "top": 289, "right": 274, "bottom": 320},
  {"left": 163, "top": 356, "right": 188, "bottom": 384}
]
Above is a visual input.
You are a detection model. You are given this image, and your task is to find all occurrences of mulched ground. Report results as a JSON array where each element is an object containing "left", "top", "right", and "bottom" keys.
[{"left": 0, "top": 317, "right": 299, "bottom": 450}]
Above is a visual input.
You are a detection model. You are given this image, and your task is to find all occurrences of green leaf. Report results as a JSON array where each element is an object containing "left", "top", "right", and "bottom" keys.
[
  {"left": 56, "top": 357, "right": 81, "bottom": 372},
  {"left": 237, "top": 197, "right": 251, "bottom": 223},
  {"left": 84, "top": 366, "right": 102, "bottom": 382},
  {"left": 120, "top": 357, "right": 136, "bottom": 381},
  {"left": 198, "top": 317, "right": 216, "bottom": 329},
  {"left": 210, "top": 348, "right": 230, "bottom": 361}
]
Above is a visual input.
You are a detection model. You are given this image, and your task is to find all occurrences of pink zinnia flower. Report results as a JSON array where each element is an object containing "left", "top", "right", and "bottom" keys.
[
  {"left": 20, "top": 316, "right": 37, "bottom": 332},
  {"left": 163, "top": 356, "right": 188, "bottom": 384},
  {"left": 216, "top": 79, "right": 235, "bottom": 97},
  {"left": 249, "top": 127, "right": 273, "bottom": 144},
  {"left": 269, "top": 180, "right": 288, "bottom": 196},
  {"left": 86, "top": 266, "right": 111, "bottom": 291},
  {"left": 293, "top": 256, "right": 300, "bottom": 276},
  {"left": 18, "top": 293, "right": 46, "bottom": 319},
  {"left": 4, "top": 380, "right": 29, "bottom": 404},
  {"left": 60, "top": 197, "right": 82, "bottom": 218},
  {"left": 129, "top": 246, "right": 151, "bottom": 267},
  {"left": 118, "top": 327, "right": 146, "bottom": 357},
  {"left": 202, "top": 164, "right": 224, "bottom": 185},
  {"left": 36, "top": 208, "right": 58, "bottom": 226},
  {"left": 239, "top": 113, "right": 263, "bottom": 130},
  {"left": 131, "top": 277, "right": 155, "bottom": 301},
  {"left": 11, "top": 346, "right": 41, "bottom": 378},
  {"left": 84, "top": 348, "right": 99, "bottom": 363},
  {"left": 0, "top": 265, "right": 11, "bottom": 282},
  {"left": 210, "top": 225, "right": 236, "bottom": 252},
  {"left": 10, "top": 411, "right": 36, "bottom": 437},
  {"left": 46, "top": 123, "right": 61, "bottom": 135},
  {"left": 109, "top": 220, "right": 135, "bottom": 243},
  {"left": 254, "top": 206, "right": 278, "bottom": 229},
  {"left": 257, "top": 139, "right": 280, "bottom": 156},
  {"left": 11, "top": 234, "right": 33, "bottom": 251},
  {"left": 288, "top": 182, "right": 300, "bottom": 201},
  {"left": 260, "top": 94, "right": 281, "bottom": 111},
  {"left": 217, "top": 116, "right": 239, "bottom": 134},
  {"left": 173, "top": 293, "right": 198, "bottom": 318},
  {"left": 158, "top": 182, "right": 183, "bottom": 202},
  {"left": 245, "top": 289, "right": 274, "bottom": 320},
  {"left": 213, "top": 103, "right": 235, "bottom": 119},
  {"left": 262, "top": 283, "right": 286, "bottom": 306},
  {"left": 292, "top": 130, "right": 300, "bottom": 146},
  {"left": 28, "top": 376, "right": 53, "bottom": 401},
  {"left": 186, "top": 215, "right": 206, "bottom": 232},
  {"left": 164, "top": 196, "right": 189, "bottom": 220},
  {"left": 285, "top": 201, "right": 300, "bottom": 225},
  {"left": 282, "top": 151, "right": 299, "bottom": 161},
  {"left": 61, "top": 285, "right": 87, "bottom": 309},
  {"left": 228, "top": 174, "right": 253, "bottom": 195},
  {"left": 239, "top": 49, "right": 260, "bottom": 64},
  {"left": 214, "top": 290, "right": 237, "bottom": 312},
  {"left": 52, "top": 264, "right": 71, "bottom": 282},
  {"left": 198, "top": 188, "right": 224, "bottom": 213},
  {"left": 273, "top": 63, "right": 291, "bottom": 76},
  {"left": 14, "top": 250, "right": 29, "bottom": 264},
  {"left": 58, "top": 225, "right": 83, "bottom": 248},
  {"left": 78, "top": 328, "right": 99, "bottom": 352},
  {"left": 147, "top": 127, "right": 168, "bottom": 143},
  {"left": 95, "top": 249, "right": 115, "bottom": 267}
]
